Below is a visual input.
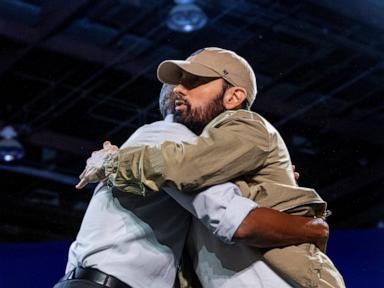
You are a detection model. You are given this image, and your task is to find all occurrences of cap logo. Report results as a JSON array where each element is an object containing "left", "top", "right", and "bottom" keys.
[{"left": 223, "top": 69, "right": 229, "bottom": 75}]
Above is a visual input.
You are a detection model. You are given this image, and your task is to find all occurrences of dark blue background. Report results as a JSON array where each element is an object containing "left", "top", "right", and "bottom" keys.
[{"left": 1, "top": 228, "right": 383, "bottom": 287}]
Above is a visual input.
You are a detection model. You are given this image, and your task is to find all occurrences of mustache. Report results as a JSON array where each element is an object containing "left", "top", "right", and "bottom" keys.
[
  {"left": 175, "top": 99, "right": 188, "bottom": 106},
  {"left": 174, "top": 94, "right": 191, "bottom": 109}
]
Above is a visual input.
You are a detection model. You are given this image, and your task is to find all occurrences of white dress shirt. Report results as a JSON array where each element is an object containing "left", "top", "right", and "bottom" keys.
[{"left": 66, "top": 115, "right": 258, "bottom": 288}]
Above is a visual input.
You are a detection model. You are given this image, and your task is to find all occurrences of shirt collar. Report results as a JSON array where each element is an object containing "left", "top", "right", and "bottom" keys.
[{"left": 164, "top": 114, "right": 174, "bottom": 123}]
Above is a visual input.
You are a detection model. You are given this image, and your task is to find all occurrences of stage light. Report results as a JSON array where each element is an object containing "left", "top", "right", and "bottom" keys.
[
  {"left": 166, "top": 0, "right": 207, "bottom": 33},
  {"left": 0, "top": 126, "right": 25, "bottom": 162}
]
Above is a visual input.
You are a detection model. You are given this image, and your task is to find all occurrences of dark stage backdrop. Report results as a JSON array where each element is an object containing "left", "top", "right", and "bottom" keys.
[{"left": 0, "top": 228, "right": 383, "bottom": 287}]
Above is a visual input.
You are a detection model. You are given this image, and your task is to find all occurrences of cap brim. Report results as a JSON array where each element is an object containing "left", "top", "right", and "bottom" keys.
[{"left": 157, "top": 60, "right": 220, "bottom": 84}]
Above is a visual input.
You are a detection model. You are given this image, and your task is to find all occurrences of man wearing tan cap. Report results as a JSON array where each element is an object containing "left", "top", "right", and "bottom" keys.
[
  {"left": 58, "top": 86, "right": 328, "bottom": 288},
  {"left": 58, "top": 86, "right": 326, "bottom": 288},
  {"left": 76, "top": 47, "right": 345, "bottom": 287}
]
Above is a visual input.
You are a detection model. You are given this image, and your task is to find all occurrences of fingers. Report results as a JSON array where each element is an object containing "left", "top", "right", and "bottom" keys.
[
  {"left": 105, "top": 143, "right": 118, "bottom": 153},
  {"left": 76, "top": 178, "right": 88, "bottom": 189},
  {"left": 292, "top": 165, "right": 300, "bottom": 180},
  {"left": 79, "top": 168, "right": 87, "bottom": 179},
  {"left": 316, "top": 238, "right": 328, "bottom": 253},
  {"left": 110, "top": 145, "right": 119, "bottom": 152},
  {"left": 76, "top": 141, "right": 117, "bottom": 190},
  {"left": 322, "top": 241, "right": 328, "bottom": 253},
  {"left": 76, "top": 166, "right": 97, "bottom": 189},
  {"left": 103, "top": 141, "right": 111, "bottom": 149},
  {"left": 103, "top": 141, "right": 118, "bottom": 152},
  {"left": 76, "top": 168, "right": 96, "bottom": 189}
]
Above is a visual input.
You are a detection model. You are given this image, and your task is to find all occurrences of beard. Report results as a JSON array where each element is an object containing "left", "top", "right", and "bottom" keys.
[{"left": 174, "top": 91, "right": 226, "bottom": 135}]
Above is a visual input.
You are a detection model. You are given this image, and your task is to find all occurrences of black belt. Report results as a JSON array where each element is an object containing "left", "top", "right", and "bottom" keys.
[{"left": 61, "top": 267, "right": 132, "bottom": 288}]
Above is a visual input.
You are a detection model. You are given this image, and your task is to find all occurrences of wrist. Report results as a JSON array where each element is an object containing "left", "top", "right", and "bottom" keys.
[
  {"left": 103, "top": 151, "right": 119, "bottom": 176},
  {"left": 305, "top": 217, "right": 329, "bottom": 242}
]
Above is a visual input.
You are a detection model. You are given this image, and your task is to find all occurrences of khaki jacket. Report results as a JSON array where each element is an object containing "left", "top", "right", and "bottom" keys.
[
  {"left": 106, "top": 110, "right": 296, "bottom": 194},
  {"left": 106, "top": 110, "right": 344, "bottom": 288}
]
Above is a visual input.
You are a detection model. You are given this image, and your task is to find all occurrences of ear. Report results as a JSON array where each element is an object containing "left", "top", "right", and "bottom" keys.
[{"left": 223, "top": 86, "right": 247, "bottom": 110}]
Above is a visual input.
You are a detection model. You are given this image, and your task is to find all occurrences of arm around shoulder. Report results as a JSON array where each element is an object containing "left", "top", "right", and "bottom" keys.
[{"left": 108, "top": 111, "right": 272, "bottom": 194}]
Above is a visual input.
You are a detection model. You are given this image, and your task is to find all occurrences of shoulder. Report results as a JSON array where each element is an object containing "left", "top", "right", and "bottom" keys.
[
  {"left": 144, "top": 120, "right": 196, "bottom": 140},
  {"left": 204, "top": 110, "right": 279, "bottom": 151},
  {"left": 208, "top": 110, "right": 275, "bottom": 132},
  {"left": 141, "top": 120, "right": 188, "bottom": 131}
]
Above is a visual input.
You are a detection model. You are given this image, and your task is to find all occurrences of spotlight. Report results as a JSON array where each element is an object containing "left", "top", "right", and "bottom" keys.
[
  {"left": 0, "top": 126, "right": 25, "bottom": 162},
  {"left": 166, "top": 0, "right": 207, "bottom": 33}
]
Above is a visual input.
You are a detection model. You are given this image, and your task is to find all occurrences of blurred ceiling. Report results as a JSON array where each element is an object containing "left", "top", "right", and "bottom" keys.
[{"left": 0, "top": 0, "right": 383, "bottom": 241}]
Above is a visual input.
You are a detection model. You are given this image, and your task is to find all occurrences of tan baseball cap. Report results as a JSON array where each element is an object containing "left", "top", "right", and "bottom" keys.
[{"left": 157, "top": 47, "right": 257, "bottom": 108}]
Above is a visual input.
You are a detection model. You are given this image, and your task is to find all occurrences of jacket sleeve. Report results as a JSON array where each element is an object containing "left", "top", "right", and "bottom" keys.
[{"left": 106, "top": 111, "right": 271, "bottom": 195}]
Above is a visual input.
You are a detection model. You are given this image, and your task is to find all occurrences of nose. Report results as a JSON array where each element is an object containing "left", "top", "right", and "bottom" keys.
[{"left": 173, "top": 83, "right": 187, "bottom": 98}]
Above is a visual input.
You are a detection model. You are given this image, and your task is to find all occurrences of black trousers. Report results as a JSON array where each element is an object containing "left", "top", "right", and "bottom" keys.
[{"left": 53, "top": 279, "right": 105, "bottom": 287}]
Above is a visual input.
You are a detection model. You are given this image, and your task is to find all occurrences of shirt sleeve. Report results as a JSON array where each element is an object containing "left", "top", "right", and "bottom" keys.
[
  {"left": 163, "top": 182, "right": 257, "bottom": 243},
  {"left": 65, "top": 242, "right": 79, "bottom": 273},
  {"left": 106, "top": 110, "right": 270, "bottom": 195}
]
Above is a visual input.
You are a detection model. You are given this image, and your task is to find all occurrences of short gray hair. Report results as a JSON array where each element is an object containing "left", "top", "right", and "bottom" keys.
[{"left": 159, "top": 84, "right": 175, "bottom": 118}]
